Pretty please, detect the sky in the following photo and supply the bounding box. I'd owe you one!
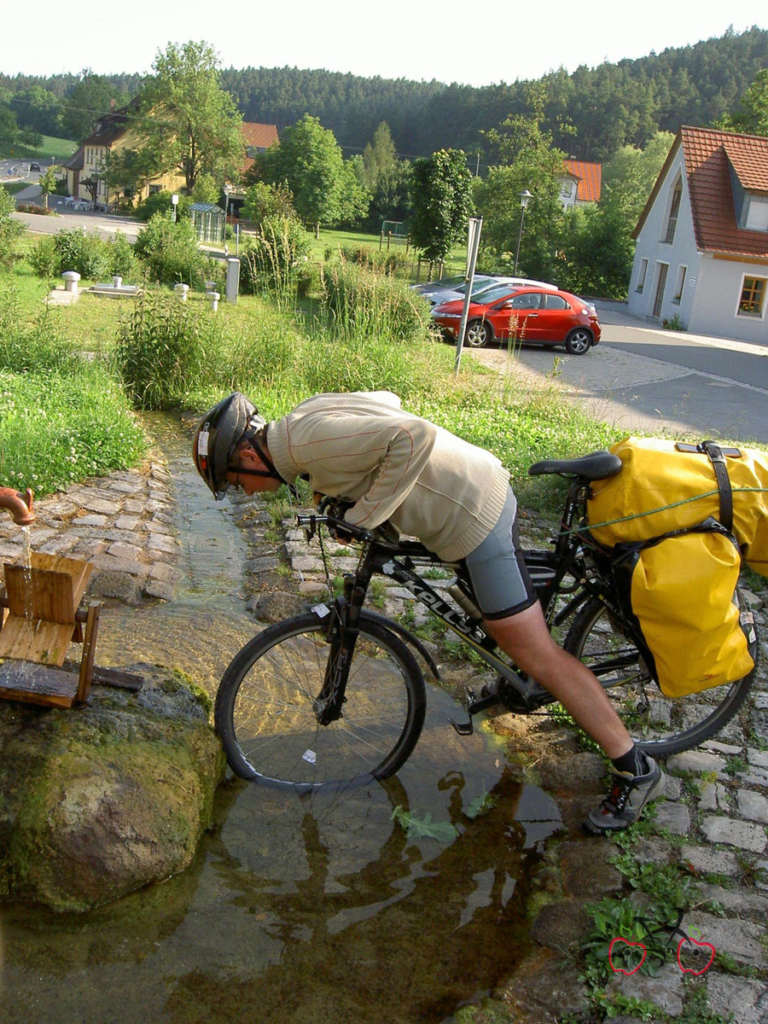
[0,0,765,88]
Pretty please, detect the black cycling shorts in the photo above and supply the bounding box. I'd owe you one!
[462,490,538,619]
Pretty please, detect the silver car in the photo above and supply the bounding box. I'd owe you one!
[413,275,557,307]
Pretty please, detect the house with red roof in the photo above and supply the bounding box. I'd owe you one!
[240,121,279,175]
[628,126,768,344]
[559,160,602,209]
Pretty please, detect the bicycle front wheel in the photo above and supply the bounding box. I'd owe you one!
[564,596,757,757]
[215,611,427,790]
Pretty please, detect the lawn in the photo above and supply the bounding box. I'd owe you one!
[1,135,77,162]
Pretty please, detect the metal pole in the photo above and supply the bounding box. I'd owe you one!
[513,190,532,276]
[513,205,526,276]
[454,216,483,375]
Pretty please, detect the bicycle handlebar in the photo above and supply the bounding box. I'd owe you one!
[296,512,376,544]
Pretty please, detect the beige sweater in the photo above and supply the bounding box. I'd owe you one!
[267,391,512,561]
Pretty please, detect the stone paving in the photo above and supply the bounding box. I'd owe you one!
[0,456,180,605]
[1,462,766,1022]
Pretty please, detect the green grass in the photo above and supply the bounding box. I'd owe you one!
[1,135,76,162]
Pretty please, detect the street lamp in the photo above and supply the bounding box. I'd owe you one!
[513,189,533,276]
[223,184,230,219]
[171,193,179,223]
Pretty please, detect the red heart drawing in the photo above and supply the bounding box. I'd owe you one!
[609,937,647,975]
[676,937,716,975]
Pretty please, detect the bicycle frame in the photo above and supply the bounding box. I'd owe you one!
[298,472,629,731]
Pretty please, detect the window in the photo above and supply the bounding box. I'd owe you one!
[148,184,162,195]
[663,178,682,243]
[507,293,542,310]
[543,294,568,310]
[673,265,687,304]
[744,196,768,232]
[737,276,767,318]
[636,258,648,293]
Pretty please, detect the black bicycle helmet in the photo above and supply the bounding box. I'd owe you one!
[193,392,266,498]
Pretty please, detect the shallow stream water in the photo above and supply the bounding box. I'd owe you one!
[0,416,562,1023]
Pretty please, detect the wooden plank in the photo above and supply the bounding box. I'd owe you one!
[60,660,143,691]
[5,566,75,623]
[2,554,91,625]
[76,604,100,703]
[0,660,77,708]
[0,617,74,666]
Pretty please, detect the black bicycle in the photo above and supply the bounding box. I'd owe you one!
[214,452,759,791]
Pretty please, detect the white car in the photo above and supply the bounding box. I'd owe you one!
[415,275,558,307]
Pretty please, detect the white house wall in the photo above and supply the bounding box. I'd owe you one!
[628,145,701,325]
[689,255,768,344]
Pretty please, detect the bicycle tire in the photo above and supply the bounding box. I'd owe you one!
[215,611,427,790]
[564,594,758,757]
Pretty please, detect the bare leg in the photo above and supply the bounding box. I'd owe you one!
[484,601,633,759]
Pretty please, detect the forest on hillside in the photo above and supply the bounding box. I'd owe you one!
[1,26,766,162]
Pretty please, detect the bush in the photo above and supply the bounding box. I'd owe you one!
[134,213,207,289]
[321,260,432,343]
[115,291,221,409]
[29,235,59,278]
[52,228,110,279]
[239,216,311,299]
[135,190,192,222]
[105,231,140,280]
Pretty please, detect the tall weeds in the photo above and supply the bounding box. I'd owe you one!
[320,260,432,344]
[115,292,222,409]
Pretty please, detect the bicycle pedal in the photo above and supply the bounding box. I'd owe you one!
[450,685,498,736]
[451,716,474,736]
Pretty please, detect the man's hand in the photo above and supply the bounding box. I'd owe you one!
[317,496,355,542]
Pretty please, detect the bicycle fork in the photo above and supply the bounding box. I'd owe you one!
[314,574,367,725]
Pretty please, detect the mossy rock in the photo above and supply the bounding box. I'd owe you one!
[0,663,225,912]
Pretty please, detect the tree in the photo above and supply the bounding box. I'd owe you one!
[362,121,398,190]
[408,149,473,264]
[717,69,768,135]
[132,41,244,192]
[339,156,372,228]
[258,114,350,237]
[190,172,219,204]
[37,165,59,210]
[241,181,296,225]
[475,102,566,280]
[61,71,126,141]
[10,86,62,137]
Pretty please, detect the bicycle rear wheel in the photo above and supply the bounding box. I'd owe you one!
[215,611,427,790]
[564,595,757,757]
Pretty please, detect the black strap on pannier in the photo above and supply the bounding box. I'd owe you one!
[674,439,737,534]
[702,440,734,534]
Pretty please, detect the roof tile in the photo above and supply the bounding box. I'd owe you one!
[680,126,768,259]
[563,159,602,202]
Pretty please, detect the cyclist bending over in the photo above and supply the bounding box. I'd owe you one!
[193,390,665,834]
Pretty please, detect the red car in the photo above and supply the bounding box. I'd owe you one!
[432,284,601,354]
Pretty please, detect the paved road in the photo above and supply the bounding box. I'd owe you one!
[477,302,768,445]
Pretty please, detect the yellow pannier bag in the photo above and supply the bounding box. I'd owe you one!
[614,527,754,698]
[588,437,768,577]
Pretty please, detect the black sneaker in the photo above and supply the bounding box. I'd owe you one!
[583,755,664,835]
